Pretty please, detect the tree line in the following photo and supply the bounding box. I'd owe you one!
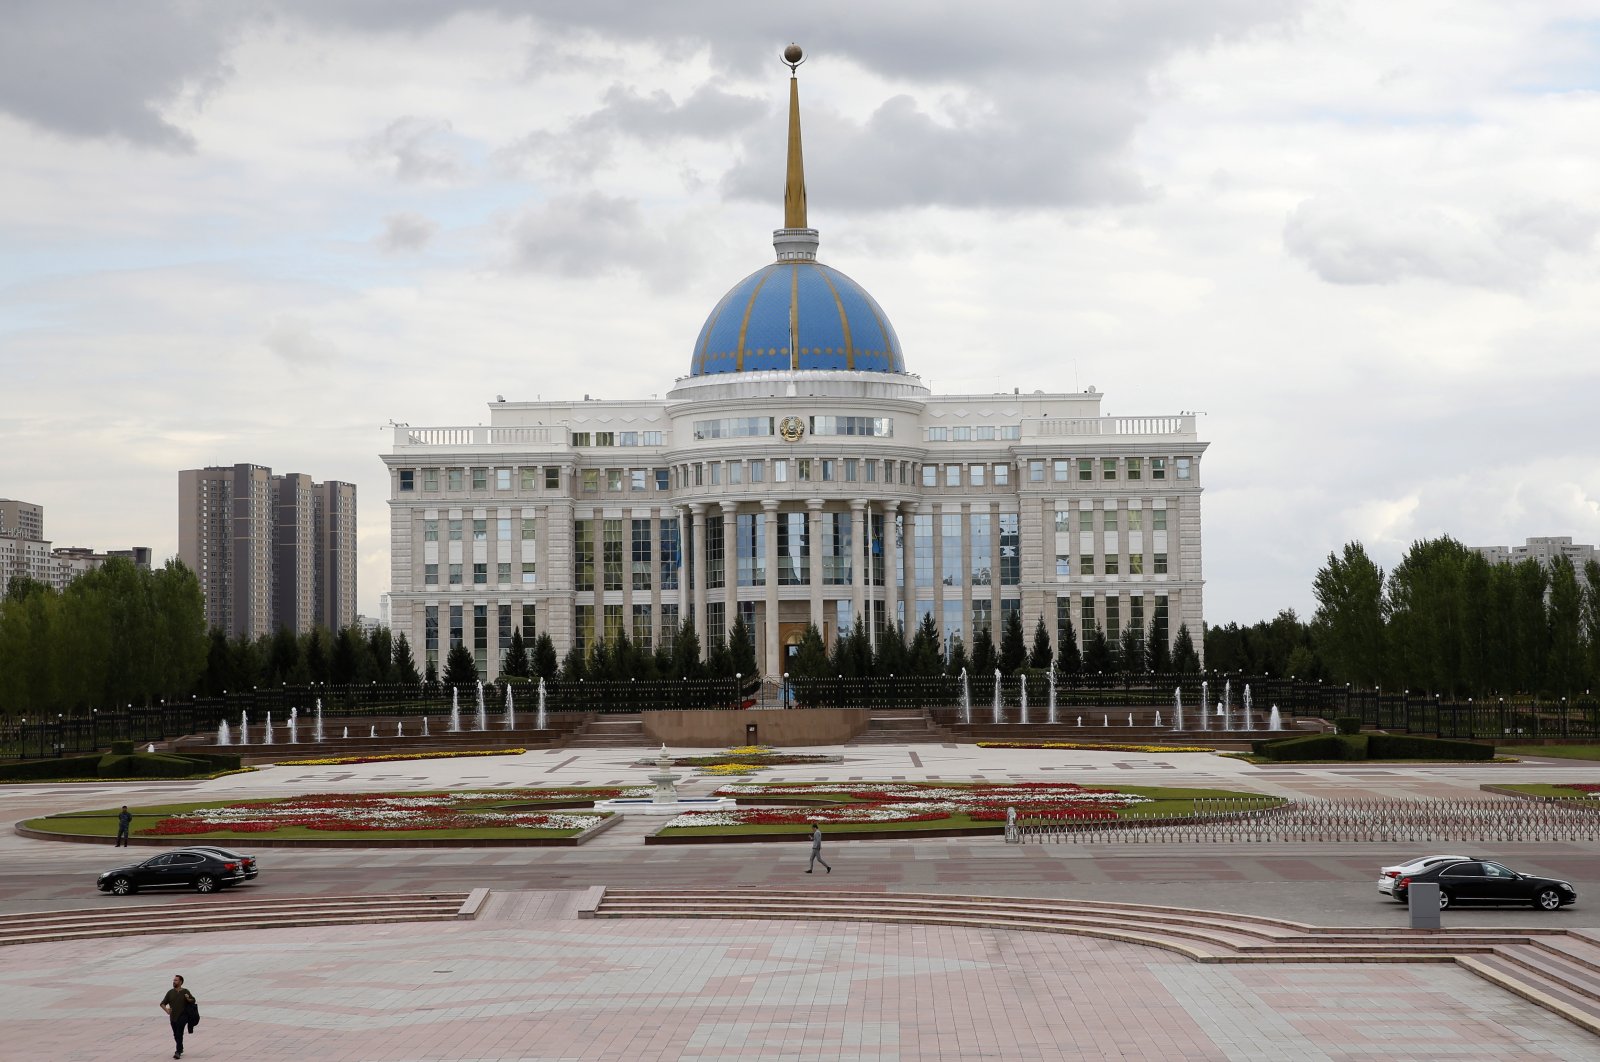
[1206,536,1600,697]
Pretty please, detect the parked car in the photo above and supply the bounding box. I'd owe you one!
[1393,859,1578,911]
[1378,854,1474,898]
[96,849,249,895]
[183,846,259,880]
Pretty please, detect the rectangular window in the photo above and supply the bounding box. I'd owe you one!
[821,459,835,482]
[1029,460,1045,483]
[496,468,511,490]
[1153,509,1168,532]
[707,462,721,486]
[1055,555,1070,578]
[497,562,511,584]
[424,519,439,542]
[1127,457,1142,481]
[750,461,764,484]
[1081,595,1095,640]
[704,516,725,589]
[1155,595,1169,651]
[1129,553,1144,575]
[692,417,775,440]
[1078,458,1092,481]
[923,465,938,487]
[633,603,653,649]
[1080,554,1095,577]
[631,469,647,491]
[999,512,1019,586]
[729,461,743,485]
[1105,509,1119,532]
[604,604,624,645]
[777,512,810,586]
[573,520,594,591]
[424,563,438,585]
[499,604,512,658]
[498,517,511,540]
[521,467,537,490]
[425,605,439,662]
[448,468,464,491]
[914,514,933,589]
[473,562,488,585]
[603,519,623,591]
[660,518,681,590]
[423,469,438,491]
[844,458,857,482]
[945,464,960,488]
[798,458,812,481]
[607,469,623,491]
[1176,457,1192,480]
[1151,458,1166,480]
[1154,552,1168,575]
[1104,555,1119,576]
[1102,458,1117,481]
[659,603,679,648]
[1079,510,1094,533]
[473,468,488,490]
[582,469,599,493]
[449,563,463,585]
[522,518,536,541]
[941,513,962,589]
[522,603,536,641]
[574,604,592,653]
[972,599,992,642]
[773,459,788,483]
[631,519,652,591]
[969,511,991,586]
[450,605,463,653]
[736,512,765,587]
[571,432,591,447]
[823,512,852,586]
[706,601,726,647]
[473,519,486,542]
[1057,596,1074,654]
[1105,596,1120,644]
[522,562,536,585]
[970,464,985,487]
[1055,510,1071,533]
[953,426,972,442]
[864,460,876,482]
[1127,510,1143,532]
[399,469,414,492]
[994,464,1009,485]
[655,468,669,490]
[976,425,995,441]
[1053,459,1070,482]
[545,466,561,489]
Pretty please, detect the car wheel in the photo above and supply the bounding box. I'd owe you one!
[194,874,217,894]
[1437,890,1453,910]
[1535,888,1563,911]
[109,876,135,896]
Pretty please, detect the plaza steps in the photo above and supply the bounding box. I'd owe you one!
[0,891,479,948]
[587,887,1600,1036]
[570,713,649,748]
[845,709,955,745]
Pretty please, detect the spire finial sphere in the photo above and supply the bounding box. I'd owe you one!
[783,43,804,71]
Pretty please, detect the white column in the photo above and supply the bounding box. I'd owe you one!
[883,501,900,636]
[850,499,867,640]
[722,503,738,644]
[807,498,825,635]
[690,503,708,659]
[762,500,780,676]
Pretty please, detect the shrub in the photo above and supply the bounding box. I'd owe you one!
[0,755,103,781]
[97,753,218,778]
[110,740,135,755]
[171,751,243,771]
[1254,734,1366,761]
[1367,734,1492,760]
[1334,717,1362,735]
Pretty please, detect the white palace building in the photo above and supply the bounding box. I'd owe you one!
[382,48,1209,682]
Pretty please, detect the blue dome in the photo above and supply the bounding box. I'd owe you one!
[690,261,905,376]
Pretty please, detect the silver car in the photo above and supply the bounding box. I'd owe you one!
[1378,854,1473,898]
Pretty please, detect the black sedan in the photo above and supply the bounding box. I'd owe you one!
[1393,859,1577,911]
[184,845,259,880]
[96,849,249,895]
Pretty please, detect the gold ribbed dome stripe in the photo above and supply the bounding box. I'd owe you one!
[734,266,778,371]
[816,265,854,368]
[787,265,801,369]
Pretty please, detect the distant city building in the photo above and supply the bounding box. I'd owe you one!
[178,464,357,639]
[0,499,149,596]
[1470,536,1597,572]
[49,545,153,590]
[380,54,1208,681]
[0,498,44,540]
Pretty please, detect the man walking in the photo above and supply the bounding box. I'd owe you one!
[115,806,132,847]
[159,973,195,1059]
[805,823,831,873]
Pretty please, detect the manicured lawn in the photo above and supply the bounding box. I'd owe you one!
[1495,783,1600,800]
[1500,745,1600,761]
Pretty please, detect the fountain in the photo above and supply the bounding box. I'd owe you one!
[1047,671,1058,725]
[1220,701,1230,732]
[264,713,275,745]
[475,680,488,731]
[314,698,324,743]
[369,725,377,739]
[241,709,250,745]
[1155,711,1162,727]
[450,688,462,732]
[505,684,516,730]
[592,744,737,816]
[342,726,349,739]
[1199,681,1210,732]
[1019,676,1029,725]
[423,716,431,736]
[1103,714,1109,727]
[991,669,1003,724]
[1243,685,1253,731]
[536,677,548,730]
[397,721,404,736]
[288,706,298,744]
[1127,713,1134,727]
[217,720,231,745]
[959,668,972,725]
[1268,704,1284,731]
[1173,687,1184,731]
[1077,716,1083,726]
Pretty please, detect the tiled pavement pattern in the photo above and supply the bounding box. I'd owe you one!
[3,890,1598,1061]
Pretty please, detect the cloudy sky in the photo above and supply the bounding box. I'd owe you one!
[3,1,1599,626]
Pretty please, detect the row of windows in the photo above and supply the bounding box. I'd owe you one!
[574,603,681,653]
[693,417,772,440]
[920,463,1014,488]
[398,466,562,493]
[580,468,671,493]
[924,425,1022,442]
[1027,456,1192,483]
[573,518,682,592]
[1054,553,1170,577]
[422,517,538,542]
[1054,508,1170,532]
[679,457,916,488]
[810,416,893,437]
[570,431,664,447]
[423,561,537,587]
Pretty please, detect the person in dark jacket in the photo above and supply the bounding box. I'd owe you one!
[115,806,132,847]
[806,823,831,873]
[159,973,196,1058]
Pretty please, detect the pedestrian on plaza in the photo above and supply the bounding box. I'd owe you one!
[805,822,831,874]
[159,973,196,1059]
[115,805,132,847]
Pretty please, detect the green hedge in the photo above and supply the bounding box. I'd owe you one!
[170,751,242,771]
[110,740,135,755]
[1334,717,1362,735]
[0,755,103,781]
[1253,734,1365,760]
[96,752,220,778]
[1368,733,1493,760]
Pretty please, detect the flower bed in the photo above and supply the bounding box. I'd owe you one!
[138,791,609,835]
[1556,783,1600,795]
[697,762,769,775]
[977,741,1215,753]
[275,748,526,767]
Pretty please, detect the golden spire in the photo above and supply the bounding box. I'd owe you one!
[782,43,807,229]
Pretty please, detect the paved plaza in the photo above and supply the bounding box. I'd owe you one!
[3,742,1600,1058]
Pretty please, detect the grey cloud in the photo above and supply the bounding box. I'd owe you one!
[0,0,246,149]
[505,192,696,290]
[1283,197,1597,290]
[379,212,438,252]
[264,316,338,365]
[358,116,463,182]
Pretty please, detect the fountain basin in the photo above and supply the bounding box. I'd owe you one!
[592,797,737,816]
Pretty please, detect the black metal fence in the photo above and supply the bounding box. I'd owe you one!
[6,672,1600,758]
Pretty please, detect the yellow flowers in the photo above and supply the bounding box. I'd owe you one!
[275,749,526,766]
[726,745,771,755]
[976,742,1215,754]
[698,762,769,775]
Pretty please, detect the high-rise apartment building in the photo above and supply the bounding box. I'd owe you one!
[179,464,357,638]
[0,498,44,540]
